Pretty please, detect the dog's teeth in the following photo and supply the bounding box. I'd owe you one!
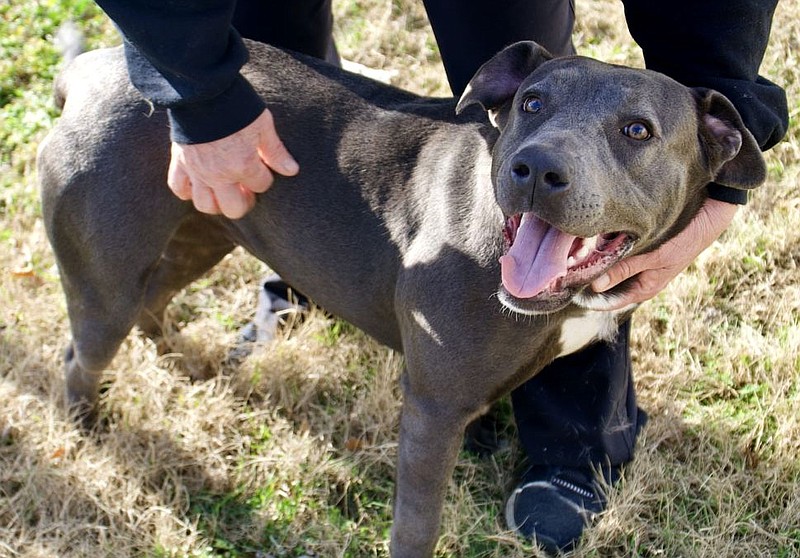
[567,256,576,267]
[575,245,590,260]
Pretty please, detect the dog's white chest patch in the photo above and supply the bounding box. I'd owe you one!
[556,311,619,358]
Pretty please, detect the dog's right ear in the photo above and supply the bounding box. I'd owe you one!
[456,41,553,116]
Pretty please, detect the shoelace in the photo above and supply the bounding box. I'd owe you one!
[551,476,595,500]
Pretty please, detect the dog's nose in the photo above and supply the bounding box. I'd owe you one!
[509,147,572,193]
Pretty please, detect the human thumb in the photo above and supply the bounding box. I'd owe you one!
[255,109,299,176]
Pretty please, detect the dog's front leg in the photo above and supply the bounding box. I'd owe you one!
[390,386,467,557]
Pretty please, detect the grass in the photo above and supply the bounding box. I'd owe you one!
[1,0,799,557]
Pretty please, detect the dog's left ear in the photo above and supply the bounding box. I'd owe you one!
[694,88,766,190]
[456,41,553,115]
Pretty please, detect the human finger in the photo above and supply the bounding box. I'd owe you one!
[592,251,658,293]
[167,149,193,200]
[212,182,256,219]
[237,157,274,195]
[255,110,299,177]
[190,180,221,215]
[598,268,675,310]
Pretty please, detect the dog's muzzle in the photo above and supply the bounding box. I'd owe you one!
[498,212,634,314]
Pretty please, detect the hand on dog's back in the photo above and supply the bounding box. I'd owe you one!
[167,109,299,219]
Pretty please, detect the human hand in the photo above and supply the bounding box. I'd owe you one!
[167,109,299,219]
[591,198,739,309]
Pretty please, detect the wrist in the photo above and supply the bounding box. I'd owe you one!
[701,197,739,240]
[168,75,266,144]
[707,182,749,205]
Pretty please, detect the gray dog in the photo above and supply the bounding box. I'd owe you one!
[38,40,764,556]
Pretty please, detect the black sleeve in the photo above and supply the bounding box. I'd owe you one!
[621,0,789,204]
[96,0,266,144]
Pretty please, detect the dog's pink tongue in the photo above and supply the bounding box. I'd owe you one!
[500,213,576,298]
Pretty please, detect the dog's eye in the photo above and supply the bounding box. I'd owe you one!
[522,96,543,113]
[622,122,652,141]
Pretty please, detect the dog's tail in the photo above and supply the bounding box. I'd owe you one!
[53,21,86,110]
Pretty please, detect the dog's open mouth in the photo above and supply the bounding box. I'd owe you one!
[499,212,634,303]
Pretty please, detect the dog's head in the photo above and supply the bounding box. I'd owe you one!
[457,41,766,315]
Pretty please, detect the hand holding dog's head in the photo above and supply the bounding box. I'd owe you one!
[460,41,767,315]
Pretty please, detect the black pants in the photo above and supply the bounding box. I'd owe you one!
[232,1,335,62]
[235,0,643,469]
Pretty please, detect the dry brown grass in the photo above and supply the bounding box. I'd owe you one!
[1,1,798,557]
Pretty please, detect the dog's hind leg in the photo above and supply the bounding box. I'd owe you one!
[53,212,233,426]
[49,210,191,423]
[53,233,176,423]
[135,214,236,338]
[39,152,196,424]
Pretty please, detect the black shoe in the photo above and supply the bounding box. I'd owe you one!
[505,465,615,555]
